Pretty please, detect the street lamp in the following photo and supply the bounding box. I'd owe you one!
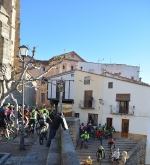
[19,45,28,150]
[57,79,65,113]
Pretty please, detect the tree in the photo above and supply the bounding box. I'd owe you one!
[0,47,60,107]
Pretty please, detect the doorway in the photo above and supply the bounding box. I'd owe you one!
[121,119,129,138]
[107,118,112,130]
[84,91,93,108]
[88,113,98,126]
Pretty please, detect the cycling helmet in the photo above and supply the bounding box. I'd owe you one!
[43,110,46,114]
[88,156,91,159]
[99,146,103,149]
[116,148,119,151]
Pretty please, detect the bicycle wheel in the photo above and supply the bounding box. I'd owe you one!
[44,131,48,140]
[35,122,40,135]
[80,140,83,149]
[39,133,44,145]
[9,127,18,139]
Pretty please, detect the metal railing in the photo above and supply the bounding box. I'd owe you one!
[78,100,95,108]
[109,105,134,115]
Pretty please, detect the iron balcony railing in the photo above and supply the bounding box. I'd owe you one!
[109,105,134,115]
[78,100,95,109]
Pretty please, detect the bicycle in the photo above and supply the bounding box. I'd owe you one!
[80,138,84,149]
[97,154,102,165]
[39,125,48,145]
[109,157,119,165]
[35,121,41,135]
[0,120,18,139]
[25,123,34,138]
[108,143,115,151]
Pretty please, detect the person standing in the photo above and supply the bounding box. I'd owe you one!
[46,112,66,147]
[112,148,120,163]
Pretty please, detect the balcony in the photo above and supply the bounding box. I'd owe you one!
[109,105,134,115]
[78,100,95,109]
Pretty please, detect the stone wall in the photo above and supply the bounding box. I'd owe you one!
[125,139,146,165]
[66,117,80,148]
[113,132,147,142]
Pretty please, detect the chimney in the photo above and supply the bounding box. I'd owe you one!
[139,77,142,81]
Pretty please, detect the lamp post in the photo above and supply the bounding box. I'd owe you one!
[57,79,64,113]
[19,45,28,150]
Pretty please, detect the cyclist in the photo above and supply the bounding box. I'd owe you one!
[28,106,37,134]
[81,131,90,149]
[39,110,51,130]
[96,129,104,142]
[39,106,49,116]
[99,125,105,131]
[0,107,13,140]
[24,106,30,127]
[80,123,85,135]
[84,156,92,165]
[97,123,101,130]
[108,137,115,150]
[109,126,115,137]
[112,148,120,164]
[96,146,105,160]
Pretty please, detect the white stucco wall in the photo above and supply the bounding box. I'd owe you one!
[73,70,105,125]
[102,77,150,135]
[78,62,140,80]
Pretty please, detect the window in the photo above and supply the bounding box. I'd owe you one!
[116,94,130,113]
[71,74,74,77]
[108,82,113,88]
[80,67,83,70]
[120,101,129,110]
[84,90,93,108]
[119,101,129,113]
[63,65,65,69]
[75,113,79,118]
[84,76,90,84]
[41,93,45,103]
[70,66,73,70]
[88,113,98,126]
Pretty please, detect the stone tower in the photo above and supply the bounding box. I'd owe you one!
[0,0,20,77]
[0,0,20,104]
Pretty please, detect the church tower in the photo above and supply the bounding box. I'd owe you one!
[0,0,20,77]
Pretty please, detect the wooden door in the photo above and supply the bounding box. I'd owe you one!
[121,119,129,138]
[107,118,112,130]
[84,91,92,108]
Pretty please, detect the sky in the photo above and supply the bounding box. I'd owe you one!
[20,0,150,84]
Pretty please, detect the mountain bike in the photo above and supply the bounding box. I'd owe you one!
[39,125,48,145]
[97,154,102,165]
[0,120,18,139]
[35,121,40,135]
[25,123,34,138]
[108,142,115,151]
[80,138,84,149]
[109,157,119,165]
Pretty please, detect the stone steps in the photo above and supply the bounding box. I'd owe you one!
[76,138,138,165]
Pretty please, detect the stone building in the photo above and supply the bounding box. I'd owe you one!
[0,0,20,104]
[24,51,86,109]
